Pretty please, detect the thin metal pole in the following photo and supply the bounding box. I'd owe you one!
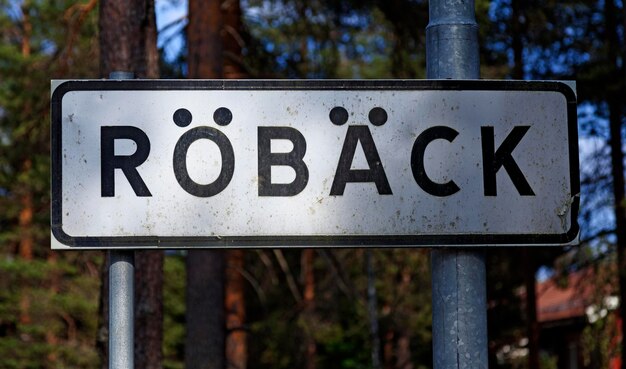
[108,71,135,369]
[109,251,135,369]
[426,1,488,369]
[426,0,480,80]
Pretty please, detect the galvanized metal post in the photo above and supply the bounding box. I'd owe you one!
[108,71,135,369]
[109,250,135,369]
[426,1,488,369]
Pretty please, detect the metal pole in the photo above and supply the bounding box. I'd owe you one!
[108,71,135,369]
[426,1,488,369]
[109,251,135,369]
[426,0,480,80]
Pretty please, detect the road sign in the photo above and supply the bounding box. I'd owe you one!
[51,80,579,249]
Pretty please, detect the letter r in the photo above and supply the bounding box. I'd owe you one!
[101,126,152,197]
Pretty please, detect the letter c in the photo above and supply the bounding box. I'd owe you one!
[411,126,460,197]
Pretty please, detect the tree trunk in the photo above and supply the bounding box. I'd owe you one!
[188,0,223,79]
[609,95,626,369]
[18,160,34,327]
[135,251,164,369]
[223,2,248,367]
[18,3,34,337]
[383,330,394,369]
[365,250,381,369]
[185,1,227,368]
[133,0,159,79]
[226,250,247,369]
[99,0,159,78]
[99,0,134,77]
[395,260,412,369]
[186,251,226,369]
[18,5,32,255]
[395,333,412,369]
[131,1,162,367]
[604,0,626,367]
[46,252,60,367]
[522,249,539,369]
[510,2,541,366]
[96,253,109,369]
[97,2,163,368]
[510,0,524,80]
[222,0,246,79]
[302,249,317,369]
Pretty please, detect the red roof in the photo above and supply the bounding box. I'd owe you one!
[536,268,596,322]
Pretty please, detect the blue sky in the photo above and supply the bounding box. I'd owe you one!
[156,0,188,61]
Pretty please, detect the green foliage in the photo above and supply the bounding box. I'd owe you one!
[0,1,101,367]
[580,257,620,368]
[0,253,101,368]
[0,0,99,248]
[163,253,186,369]
[241,0,429,79]
[539,352,558,369]
[582,312,619,368]
[243,249,432,369]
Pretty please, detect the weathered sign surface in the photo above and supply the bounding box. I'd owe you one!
[51,80,579,249]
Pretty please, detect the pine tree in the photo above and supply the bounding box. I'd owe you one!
[98,1,163,368]
[0,1,101,367]
[185,1,227,368]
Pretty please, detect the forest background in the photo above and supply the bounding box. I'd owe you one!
[0,0,625,368]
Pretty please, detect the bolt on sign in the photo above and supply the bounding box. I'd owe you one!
[51,80,579,249]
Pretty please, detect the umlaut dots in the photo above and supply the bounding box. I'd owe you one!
[213,107,233,126]
[173,108,192,127]
[368,107,387,126]
[330,106,388,126]
[329,106,349,126]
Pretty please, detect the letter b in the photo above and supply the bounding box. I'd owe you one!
[258,127,309,196]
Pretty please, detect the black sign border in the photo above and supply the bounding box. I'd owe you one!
[51,79,579,248]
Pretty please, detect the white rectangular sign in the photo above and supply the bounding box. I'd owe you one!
[51,80,579,249]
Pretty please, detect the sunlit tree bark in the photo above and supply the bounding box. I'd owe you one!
[185,1,226,368]
[98,1,163,367]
